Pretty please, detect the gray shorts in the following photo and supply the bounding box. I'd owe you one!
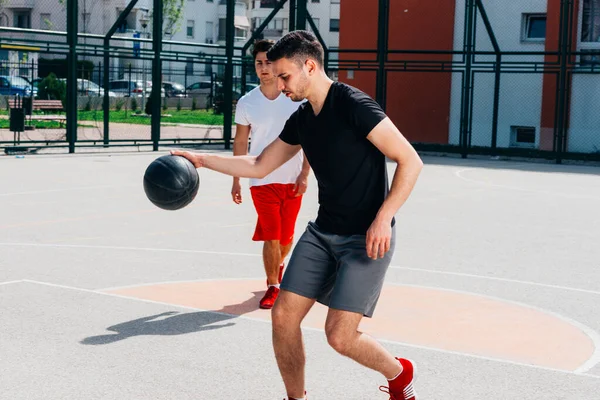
[280,221,395,318]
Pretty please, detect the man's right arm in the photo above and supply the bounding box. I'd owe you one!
[171,138,301,179]
[231,124,250,204]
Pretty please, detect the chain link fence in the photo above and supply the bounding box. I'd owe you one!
[1,0,599,162]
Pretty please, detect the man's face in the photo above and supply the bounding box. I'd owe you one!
[254,52,274,83]
[273,57,309,102]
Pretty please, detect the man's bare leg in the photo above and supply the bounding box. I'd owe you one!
[280,240,293,262]
[325,309,403,379]
[272,290,315,398]
[263,240,281,285]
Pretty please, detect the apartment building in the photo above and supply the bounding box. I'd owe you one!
[340,0,600,154]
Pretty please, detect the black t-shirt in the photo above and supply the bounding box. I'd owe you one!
[279,82,393,235]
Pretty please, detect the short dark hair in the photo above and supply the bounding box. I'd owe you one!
[266,30,324,67]
[251,39,275,60]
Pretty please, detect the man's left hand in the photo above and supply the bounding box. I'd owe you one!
[294,173,308,197]
[366,217,392,260]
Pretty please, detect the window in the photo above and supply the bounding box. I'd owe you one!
[13,12,31,29]
[510,126,536,148]
[219,18,226,40]
[580,0,600,64]
[235,27,246,38]
[310,17,320,31]
[521,14,546,42]
[40,13,51,30]
[260,0,278,8]
[81,13,91,33]
[185,58,194,75]
[330,18,339,32]
[582,0,600,43]
[206,21,214,43]
[187,20,195,38]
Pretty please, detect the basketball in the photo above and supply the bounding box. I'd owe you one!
[143,155,200,210]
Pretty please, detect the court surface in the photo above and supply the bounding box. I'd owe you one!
[1,150,599,399]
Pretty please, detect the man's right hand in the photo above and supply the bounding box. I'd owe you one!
[170,150,205,168]
[231,180,242,204]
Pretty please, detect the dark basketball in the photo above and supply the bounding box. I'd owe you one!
[143,155,200,210]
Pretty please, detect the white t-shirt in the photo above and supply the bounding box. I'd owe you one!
[235,87,304,187]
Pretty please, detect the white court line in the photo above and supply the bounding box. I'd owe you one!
[385,282,600,374]
[0,280,24,286]
[1,242,597,297]
[454,168,600,200]
[0,184,137,198]
[0,242,261,257]
[97,277,266,292]
[389,265,600,296]
[99,277,600,375]
[19,278,600,379]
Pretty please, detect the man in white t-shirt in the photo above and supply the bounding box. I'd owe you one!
[232,39,310,309]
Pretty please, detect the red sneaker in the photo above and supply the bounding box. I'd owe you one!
[379,358,417,400]
[279,263,285,283]
[259,286,280,309]
[283,391,307,399]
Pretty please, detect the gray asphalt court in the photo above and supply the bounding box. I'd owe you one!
[1,150,599,399]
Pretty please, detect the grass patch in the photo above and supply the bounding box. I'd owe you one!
[0,120,93,129]
[78,110,225,126]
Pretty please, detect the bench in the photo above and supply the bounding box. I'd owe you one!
[8,99,64,112]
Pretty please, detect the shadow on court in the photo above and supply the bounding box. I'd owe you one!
[81,290,266,345]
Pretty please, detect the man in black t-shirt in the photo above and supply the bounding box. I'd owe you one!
[172,31,423,400]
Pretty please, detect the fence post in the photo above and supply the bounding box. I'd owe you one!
[459,0,476,159]
[296,0,307,30]
[223,0,235,150]
[289,0,296,31]
[151,0,163,151]
[555,0,574,164]
[66,0,78,153]
[375,0,389,111]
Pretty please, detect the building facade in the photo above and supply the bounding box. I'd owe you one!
[339,0,600,154]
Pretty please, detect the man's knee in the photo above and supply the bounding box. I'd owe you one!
[325,324,353,355]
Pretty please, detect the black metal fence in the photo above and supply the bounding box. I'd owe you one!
[0,0,599,163]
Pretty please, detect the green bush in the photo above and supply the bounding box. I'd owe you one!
[38,73,66,107]
[115,98,125,112]
[176,99,182,111]
[191,96,197,111]
[130,97,138,112]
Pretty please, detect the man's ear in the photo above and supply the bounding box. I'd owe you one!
[306,59,318,75]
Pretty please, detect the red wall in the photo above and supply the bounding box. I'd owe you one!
[540,0,580,151]
[339,0,456,144]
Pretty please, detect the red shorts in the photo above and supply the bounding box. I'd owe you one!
[249,183,303,246]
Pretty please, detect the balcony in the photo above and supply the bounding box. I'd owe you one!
[218,1,248,18]
[6,0,35,9]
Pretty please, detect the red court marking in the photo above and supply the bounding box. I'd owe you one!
[107,280,594,370]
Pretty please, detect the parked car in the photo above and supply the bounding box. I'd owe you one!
[58,78,116,97]
[162,81,186,98]
[107,80,165,97]
[185,81,213,97]
[0,75,36,97]
[186,81,254,101]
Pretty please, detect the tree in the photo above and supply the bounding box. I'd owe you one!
[157,0,186,38]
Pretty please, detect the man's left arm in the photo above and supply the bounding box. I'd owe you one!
[365,117,423,260]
